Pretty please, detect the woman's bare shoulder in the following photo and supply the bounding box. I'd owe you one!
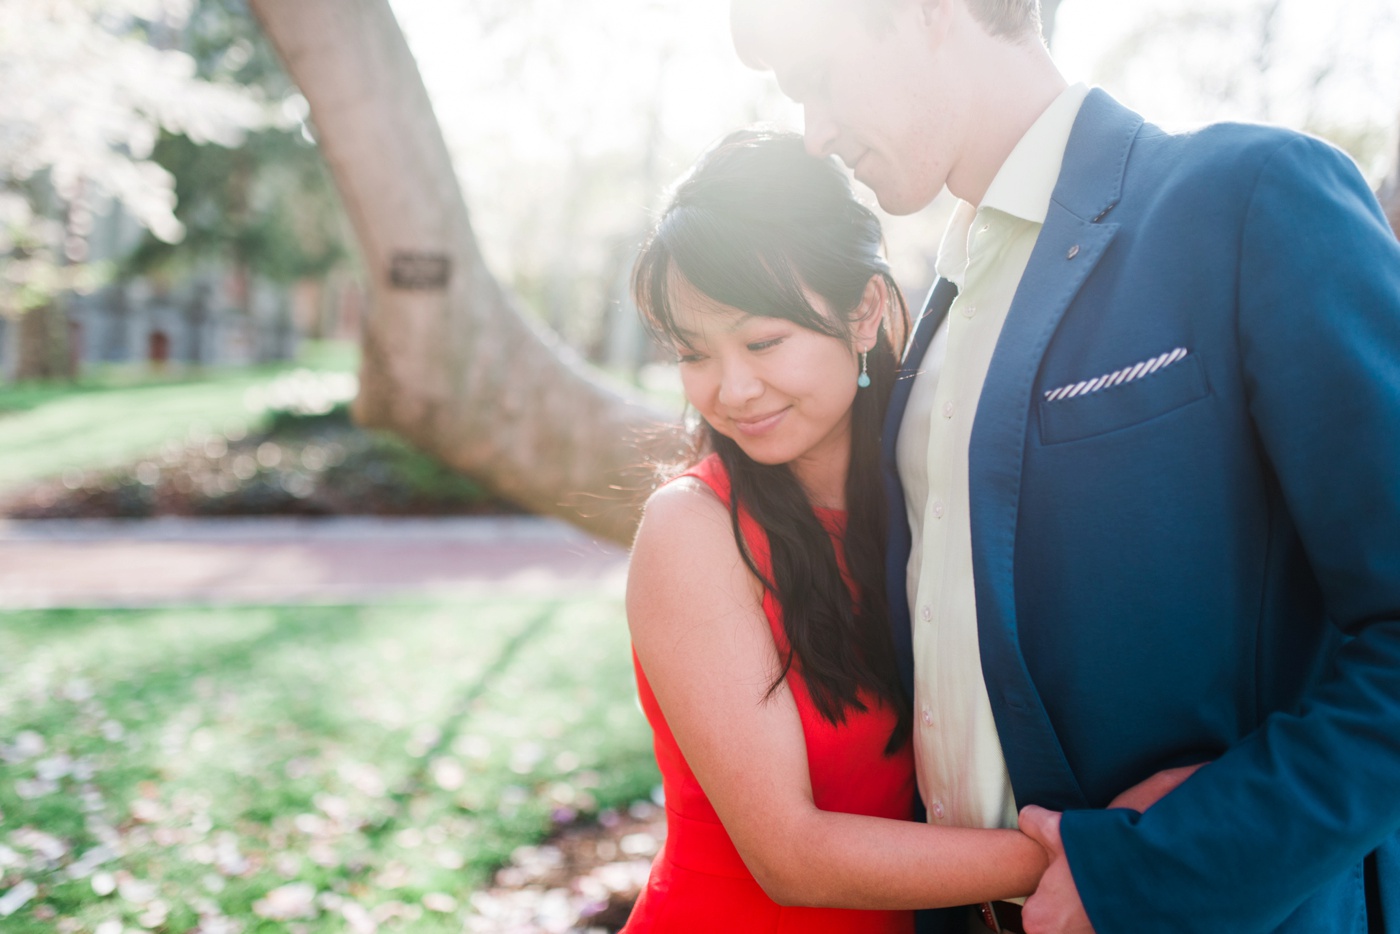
[638,475,727,534]
[628,474,759,635]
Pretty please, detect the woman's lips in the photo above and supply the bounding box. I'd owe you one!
[732,408,788,436]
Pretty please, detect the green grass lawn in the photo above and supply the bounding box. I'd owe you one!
[0,341,358,493]
[0,599,657,932]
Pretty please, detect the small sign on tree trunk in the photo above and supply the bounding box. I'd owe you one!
[389,252,451,290]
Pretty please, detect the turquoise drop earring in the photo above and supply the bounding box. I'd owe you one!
[857,350,871,388]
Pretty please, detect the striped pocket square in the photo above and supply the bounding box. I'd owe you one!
[1043,347,1190,402]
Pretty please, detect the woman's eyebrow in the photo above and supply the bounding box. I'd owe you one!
[672,312,758,343]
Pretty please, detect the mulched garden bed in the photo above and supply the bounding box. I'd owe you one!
[1,405,523,521]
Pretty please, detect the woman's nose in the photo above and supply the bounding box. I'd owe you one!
[717,359,763,408]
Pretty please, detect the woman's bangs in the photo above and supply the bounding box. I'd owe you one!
[668,217,829,332]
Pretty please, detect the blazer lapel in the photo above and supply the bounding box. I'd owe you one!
[967,90,1145,809]
[884,279,957,698]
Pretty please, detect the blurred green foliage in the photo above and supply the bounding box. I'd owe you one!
[123,0,349,286]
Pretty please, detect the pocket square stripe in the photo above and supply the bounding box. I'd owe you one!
[1044,347,1189,402]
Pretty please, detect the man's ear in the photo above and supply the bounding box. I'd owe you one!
[916,0,955,46]
[853,274,890,349]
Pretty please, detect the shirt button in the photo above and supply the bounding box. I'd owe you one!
[961,303,977,319]
[921,605,932,622]
[921,707,934,726]
[932,801,946,820]
[942,401,954,419]
[932,499,945,519]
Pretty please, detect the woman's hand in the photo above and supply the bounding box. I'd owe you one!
[1107,762,1208,813]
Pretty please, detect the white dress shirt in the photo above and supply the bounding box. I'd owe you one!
[897,83,1090,831]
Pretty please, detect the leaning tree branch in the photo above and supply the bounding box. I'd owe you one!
[248,0,678,545]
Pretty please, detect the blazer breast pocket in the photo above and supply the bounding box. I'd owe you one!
[1038,351,1211,445]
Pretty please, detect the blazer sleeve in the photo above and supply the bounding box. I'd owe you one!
[1058,135,1400,932]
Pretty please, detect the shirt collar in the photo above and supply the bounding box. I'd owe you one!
[983,82,1090,223]
[935,83,1090,286]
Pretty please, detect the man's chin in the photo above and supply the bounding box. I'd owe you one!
[872,186,940,217]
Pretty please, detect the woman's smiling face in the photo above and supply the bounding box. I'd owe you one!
[669,277,882,504]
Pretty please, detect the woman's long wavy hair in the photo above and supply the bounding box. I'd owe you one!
[632,129,911,753]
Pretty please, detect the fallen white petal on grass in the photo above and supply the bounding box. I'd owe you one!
[370,900,421,924]
[196,915,243,934]
[15,778,59,799]
[619,832,659,857]
[12,731,47,760]
[118,876,159,906]
[340,901,377,934]
[69,845,119,880]
[0,880,38,917]
[214,834,249,876]
[430,757,466,791]
[252,882,318,921]
[129,799,165,823]
[13,827,69,864]
[422,892,457,913]
[137,898,170,929]
[91,871,117,896]
[35,755,73,782]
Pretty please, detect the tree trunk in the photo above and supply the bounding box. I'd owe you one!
[247,0,677,545]
[15,303,76,382]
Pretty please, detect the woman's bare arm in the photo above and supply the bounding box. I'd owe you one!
[626,480,1047,910]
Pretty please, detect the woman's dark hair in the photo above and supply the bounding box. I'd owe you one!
[632,129,911,752]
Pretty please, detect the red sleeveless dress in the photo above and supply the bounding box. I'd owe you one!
[622,455,916,933]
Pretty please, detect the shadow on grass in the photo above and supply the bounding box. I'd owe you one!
[0,599,656,932]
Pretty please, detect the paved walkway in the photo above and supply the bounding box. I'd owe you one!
[0,517,629,608]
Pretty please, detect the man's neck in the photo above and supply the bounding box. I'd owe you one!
[947,40,1068,207]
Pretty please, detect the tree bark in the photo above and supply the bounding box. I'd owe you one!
[15,303,76,382]
[247,0,677,545]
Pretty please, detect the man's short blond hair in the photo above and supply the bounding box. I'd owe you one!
[858,0,1042,40]
[965,0,1042,39]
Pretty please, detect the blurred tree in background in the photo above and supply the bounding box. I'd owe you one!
[1074,0,1400,228]
[125,0,350,324]
[0,0,267,378]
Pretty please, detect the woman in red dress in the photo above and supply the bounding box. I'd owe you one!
[620,130,1047,933]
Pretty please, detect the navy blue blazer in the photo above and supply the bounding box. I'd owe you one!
[881,89,1400,933]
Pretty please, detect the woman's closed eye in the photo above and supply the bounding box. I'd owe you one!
[747,337,785,353]
[676,347,705,364]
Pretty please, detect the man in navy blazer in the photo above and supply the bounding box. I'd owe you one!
[733,0,1400,931]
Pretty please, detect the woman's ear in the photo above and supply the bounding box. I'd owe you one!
[852,274,889,350]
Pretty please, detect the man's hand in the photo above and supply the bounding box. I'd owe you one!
[1018,805,1094,934]
[1017,765,1203,933]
